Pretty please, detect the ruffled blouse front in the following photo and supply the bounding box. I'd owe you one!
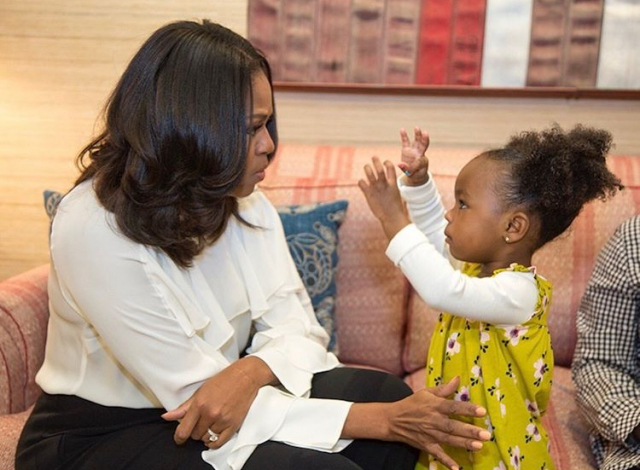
[38,181,351,470]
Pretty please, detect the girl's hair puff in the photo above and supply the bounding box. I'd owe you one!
[485,124,623,248]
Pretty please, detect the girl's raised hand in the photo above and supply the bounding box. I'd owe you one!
[358,156,411,241]
[398,127,430,186]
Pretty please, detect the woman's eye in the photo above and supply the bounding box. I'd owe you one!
[247,116,272,137]
[247,122,266,137]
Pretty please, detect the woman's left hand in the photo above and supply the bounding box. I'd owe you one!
[162,356,276,448]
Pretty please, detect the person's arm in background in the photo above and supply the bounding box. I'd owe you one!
[573,216,640,448]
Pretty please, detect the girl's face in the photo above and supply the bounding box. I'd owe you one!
[232,71,275,198]
[444,155,510,265]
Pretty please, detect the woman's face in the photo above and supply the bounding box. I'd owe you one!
[232,71,275,198]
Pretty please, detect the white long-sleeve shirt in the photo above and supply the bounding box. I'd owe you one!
[386,175,538,326]
[37,180,351,470]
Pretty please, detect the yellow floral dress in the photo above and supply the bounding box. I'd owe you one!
[416,263,554,470]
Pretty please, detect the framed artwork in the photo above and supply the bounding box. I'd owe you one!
[247,0,640,98]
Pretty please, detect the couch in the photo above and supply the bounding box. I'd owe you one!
[1,144,639,469]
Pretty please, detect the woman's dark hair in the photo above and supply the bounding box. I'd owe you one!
[75,19,278,268]
[484,124,623,248]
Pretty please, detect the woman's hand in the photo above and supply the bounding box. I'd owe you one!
[358,156,411,241]
[162,356,276,448]
[398,127,430,186]
[343,377,490,470]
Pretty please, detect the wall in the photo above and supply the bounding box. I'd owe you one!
[1,0,639,280]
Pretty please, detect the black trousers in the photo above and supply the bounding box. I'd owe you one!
[16,367,418,470]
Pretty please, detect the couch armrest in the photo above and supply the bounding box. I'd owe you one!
[0,265,49,414]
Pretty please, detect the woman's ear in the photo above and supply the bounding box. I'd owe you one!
[504,211,530,244]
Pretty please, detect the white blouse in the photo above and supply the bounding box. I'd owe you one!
[37,180,352,470]
[386,176,539,326]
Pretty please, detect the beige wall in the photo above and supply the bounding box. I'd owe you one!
[1,0,639,280]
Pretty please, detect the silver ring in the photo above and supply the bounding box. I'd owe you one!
[207,428,219,442]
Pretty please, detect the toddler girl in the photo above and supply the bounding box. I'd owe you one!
[358,124,623,470]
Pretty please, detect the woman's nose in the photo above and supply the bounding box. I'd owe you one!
[259,127,275,155]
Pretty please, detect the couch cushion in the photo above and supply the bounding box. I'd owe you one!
[0,406,33,470]
[0,266,49,414]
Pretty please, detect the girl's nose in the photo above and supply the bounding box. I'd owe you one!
[445,208,453,222]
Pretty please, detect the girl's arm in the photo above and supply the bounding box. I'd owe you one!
[398,175,448,256]
[360,157,535,324]
[387,224,538,325]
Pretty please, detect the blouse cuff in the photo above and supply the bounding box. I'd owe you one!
[250,341,340,397]
[202,386,352,470]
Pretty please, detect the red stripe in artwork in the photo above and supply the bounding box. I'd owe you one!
[416,0,454,85]
[449,0,487,85]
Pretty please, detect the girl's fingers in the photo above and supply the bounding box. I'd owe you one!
[400,128,410,147]
[363,163,376,183]
[372,156,386,176]
[363,157,386,184]
[383,159,397,180]
[414,126,422,142]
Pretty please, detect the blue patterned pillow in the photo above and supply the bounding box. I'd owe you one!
[43,190,63,219]
[277,200,348,354]
[43,190,347,354]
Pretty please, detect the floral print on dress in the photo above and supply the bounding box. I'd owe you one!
[509,446,522,470]
[416,263,555,470]
[502,325,528,346]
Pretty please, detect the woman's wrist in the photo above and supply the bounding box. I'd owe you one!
[342,402,392,440]
[235,356,277,389]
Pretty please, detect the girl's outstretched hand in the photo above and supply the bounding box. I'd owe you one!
[398,127,430,186]
[358,156,411,241]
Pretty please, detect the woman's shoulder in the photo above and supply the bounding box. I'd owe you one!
[53,180,105,227]
[51,180,130,250]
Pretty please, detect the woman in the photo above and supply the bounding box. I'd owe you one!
[15,20,489,470]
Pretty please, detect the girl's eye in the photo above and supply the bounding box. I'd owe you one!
[458,200,467,209]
